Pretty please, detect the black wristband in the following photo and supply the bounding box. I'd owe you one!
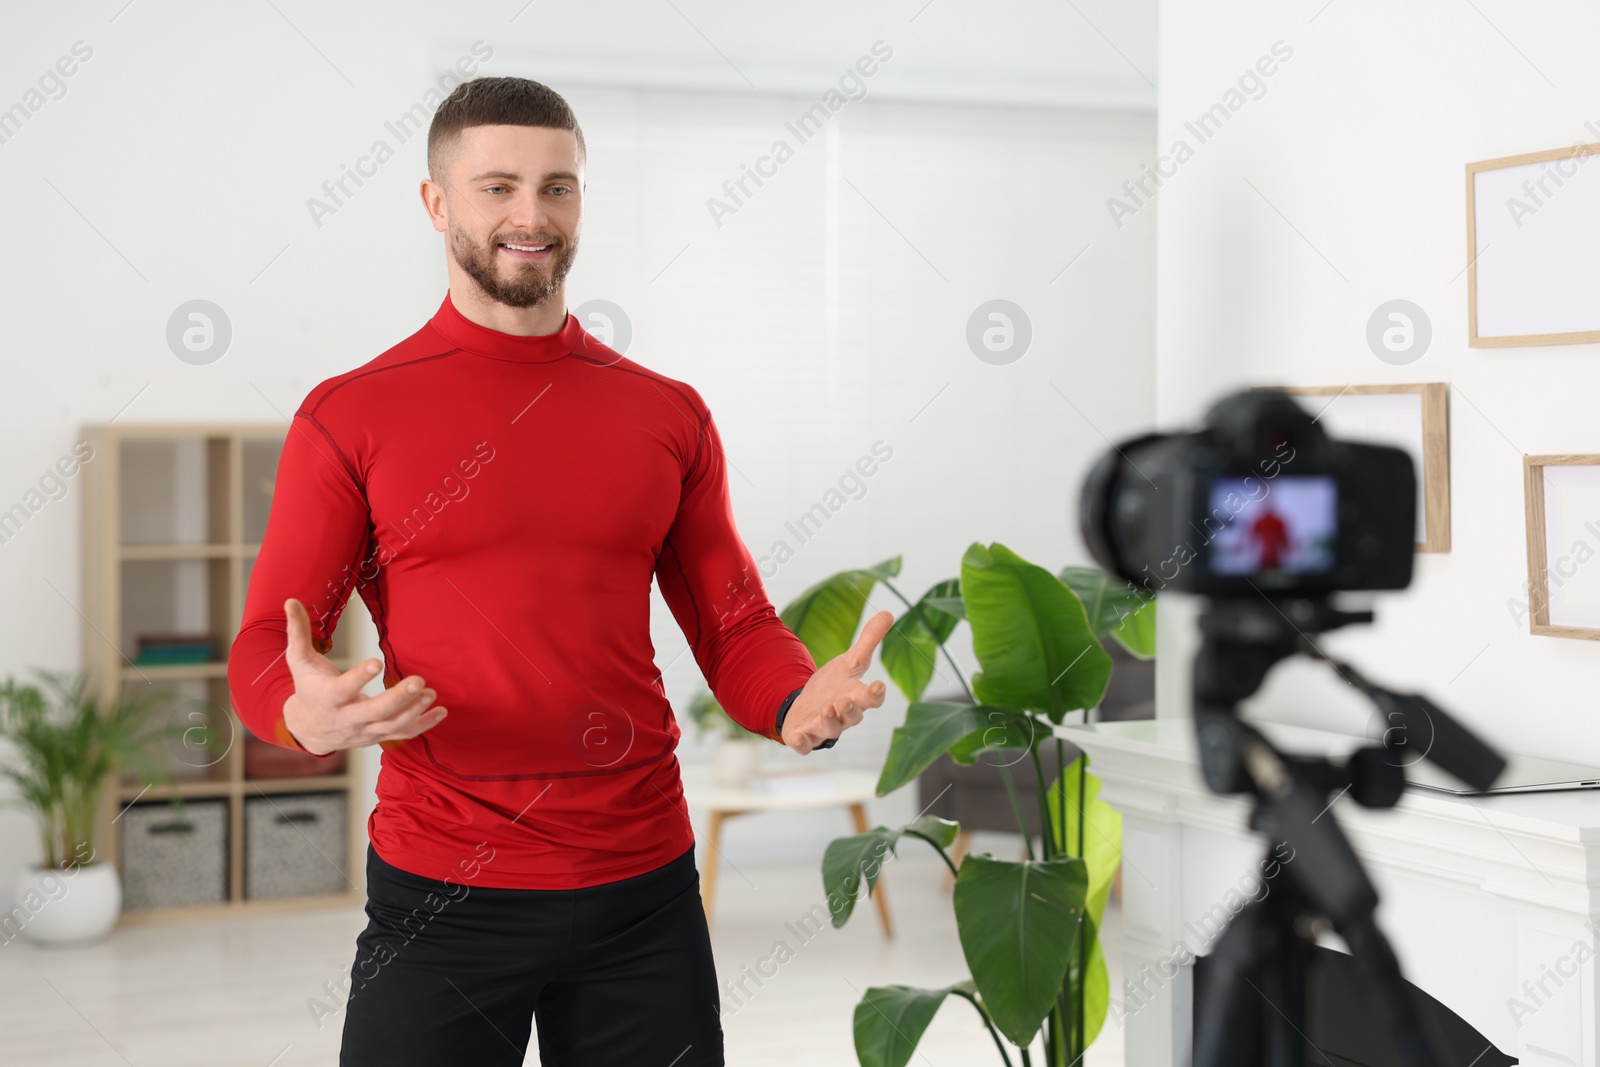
[775,686,834,749]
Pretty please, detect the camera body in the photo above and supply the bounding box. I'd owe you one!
[1080,389,1416,596]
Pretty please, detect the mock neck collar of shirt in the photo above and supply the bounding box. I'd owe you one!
[428,290,586,363]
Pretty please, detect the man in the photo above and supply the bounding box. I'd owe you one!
[227,75,891,1067]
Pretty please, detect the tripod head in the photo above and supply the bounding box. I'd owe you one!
[1192,594,1504,803]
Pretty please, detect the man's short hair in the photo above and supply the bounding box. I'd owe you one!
[427,76,585,182]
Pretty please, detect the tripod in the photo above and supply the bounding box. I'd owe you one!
[1189,596,1506,1067]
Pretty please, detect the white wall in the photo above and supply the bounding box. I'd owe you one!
[1152,1,1600,766]
[0,3,1156,895]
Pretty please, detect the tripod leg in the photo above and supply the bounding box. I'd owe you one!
[1341,918,1444,1067]
[1192,894,1269,1067]
[1261,919,1312,1067]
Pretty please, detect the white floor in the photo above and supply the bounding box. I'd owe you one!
[0,842,1125,1066]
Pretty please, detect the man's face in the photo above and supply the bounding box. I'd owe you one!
[436,124,584,309]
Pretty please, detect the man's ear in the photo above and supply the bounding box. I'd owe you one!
[420,180,448,233]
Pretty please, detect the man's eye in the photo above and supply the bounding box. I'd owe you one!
[485,185,508,195]
[549,185,570,196]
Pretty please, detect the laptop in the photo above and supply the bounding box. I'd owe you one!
[1405,749,1600,795]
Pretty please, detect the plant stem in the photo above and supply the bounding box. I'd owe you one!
[1056,738,1067,858]
[953,989,1016,1067]
[1028,745,1055,861]
[1075,751,1086,862]
[902,829,961,878]
[1048,1001,1067,1066]
[880,579,975,703]
[998,762,1034,861]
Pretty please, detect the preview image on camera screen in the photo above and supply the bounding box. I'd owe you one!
[1206,475,1337,576]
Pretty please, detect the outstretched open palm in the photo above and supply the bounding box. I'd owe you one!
[781,610,894,755]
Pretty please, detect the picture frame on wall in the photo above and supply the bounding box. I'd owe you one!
[1522,455,1600,639]
[1466,142,1600,347]
[1258,383,1450,553]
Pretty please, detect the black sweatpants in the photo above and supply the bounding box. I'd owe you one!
[338,841,724,1066]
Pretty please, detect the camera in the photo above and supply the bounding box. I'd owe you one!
[1074,388,1504,1067]
[1079,389,1416,596]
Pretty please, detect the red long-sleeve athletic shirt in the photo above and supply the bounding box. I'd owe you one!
[227,291,817,889]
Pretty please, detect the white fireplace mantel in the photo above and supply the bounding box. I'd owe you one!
[1060,719,1600,1067]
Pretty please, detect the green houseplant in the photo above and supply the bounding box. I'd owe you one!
[777,544,1154,1067]
[0,669,203,943]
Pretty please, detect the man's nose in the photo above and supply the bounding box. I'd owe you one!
[503,190,550,234]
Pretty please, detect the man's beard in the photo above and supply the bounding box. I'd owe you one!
[451,227,578,309]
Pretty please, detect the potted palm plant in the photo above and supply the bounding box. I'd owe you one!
[778,545,1154,1066]
[0,669,196,945]
[686,687,767,786]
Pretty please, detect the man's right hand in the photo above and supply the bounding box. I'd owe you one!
[279,597,448,756]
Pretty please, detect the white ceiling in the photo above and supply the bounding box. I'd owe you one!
[485,0,1157,111]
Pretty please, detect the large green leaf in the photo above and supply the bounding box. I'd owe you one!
[781,567,874,665]
[953,853,1088,1047]
[946,707,1040,766]
[1047,757,1122,1053]
[1067,915,1112,1050]
[780,556,901,665]
[822,830,894,929]
[853,979,981,1067]
[876,701,1000,795]
[822,814,962,928]
[880,578,961,703]
[964,544,1112,723]
[1058,564,1156,660]
[1047,756,1122,926]
[922,595,967,618]
[1111,599,1156,659]
[1057,566,1152,638]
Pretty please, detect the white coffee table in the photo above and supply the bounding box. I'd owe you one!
[677,764,894,938]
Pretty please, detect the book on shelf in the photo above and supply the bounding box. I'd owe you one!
[134,633,215,665]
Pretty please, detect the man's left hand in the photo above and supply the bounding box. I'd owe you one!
[782,610,894,754]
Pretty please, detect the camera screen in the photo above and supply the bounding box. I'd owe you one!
[1206,475,1337,576]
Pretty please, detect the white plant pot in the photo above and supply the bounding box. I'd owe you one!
[11,860,121,946]
[712,738,764,787]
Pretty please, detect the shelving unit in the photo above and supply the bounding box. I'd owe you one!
[80,423,366,923]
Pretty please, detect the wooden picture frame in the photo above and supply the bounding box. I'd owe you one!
[1258,384,1450,552]
[1467,142,1600,347]
[1522,455,1600,639]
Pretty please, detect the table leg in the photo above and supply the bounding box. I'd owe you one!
[702,809,726,935]
[848,802,894,939]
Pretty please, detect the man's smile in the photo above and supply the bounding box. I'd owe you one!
[500,240,553,260]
